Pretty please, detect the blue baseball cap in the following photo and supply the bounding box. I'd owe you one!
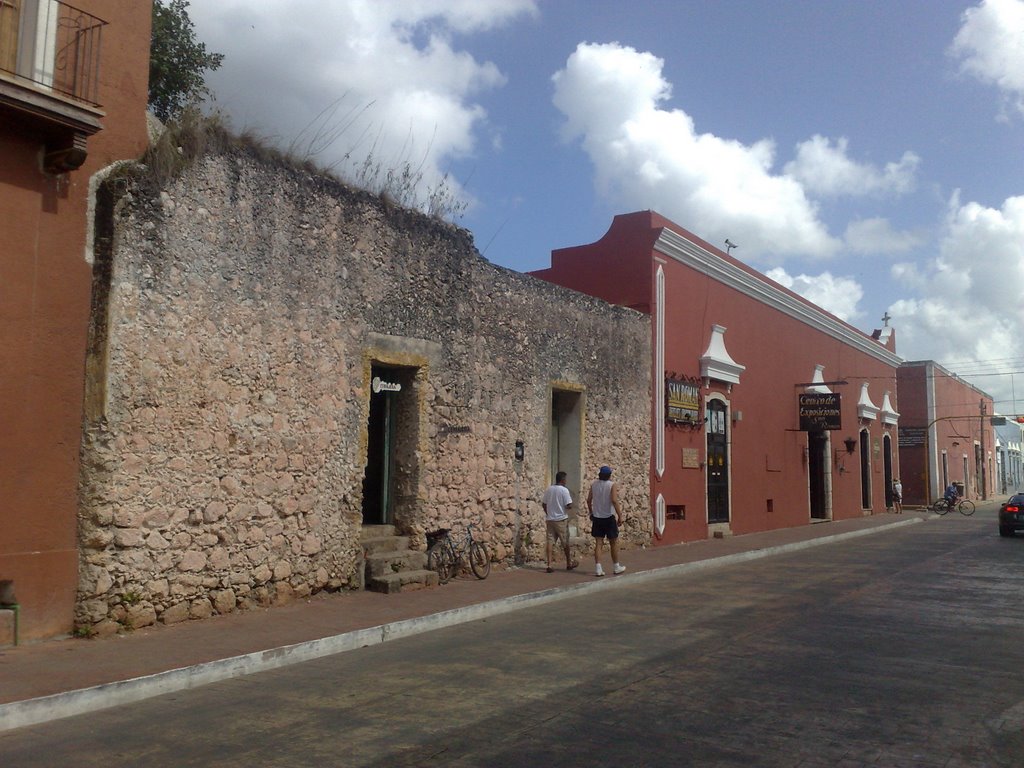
[599,466,612,478]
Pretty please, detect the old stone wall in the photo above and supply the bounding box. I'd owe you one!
[76,149,651,634]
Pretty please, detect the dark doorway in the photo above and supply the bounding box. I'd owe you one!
[808,431,829,519]
[883,434,894,509]
[707,400,729,524]
[362,365,419,526]
[550,389,583,534]
[859,430,871,509]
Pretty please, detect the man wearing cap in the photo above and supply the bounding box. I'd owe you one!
[586,465,625,577]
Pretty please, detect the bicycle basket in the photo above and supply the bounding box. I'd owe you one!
[426,528,450,548]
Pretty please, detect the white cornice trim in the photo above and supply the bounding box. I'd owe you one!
[653,229,901,366]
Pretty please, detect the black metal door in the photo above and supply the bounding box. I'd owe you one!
[707,401,729,524]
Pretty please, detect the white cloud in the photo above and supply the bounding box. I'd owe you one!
[844,218,926,255]
[784,136,919,197]
[765,268,864,323]
[889,193,1024,408]
[551,42,842,261]
[951,0,1024,116]
[188,0,537,210]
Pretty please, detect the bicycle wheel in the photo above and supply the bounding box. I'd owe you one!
[958,499,976,516]
[468,541,491,579]
[933,499,950,515]
[427,542,455,584]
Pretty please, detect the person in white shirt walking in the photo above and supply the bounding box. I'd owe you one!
[586,465,625,577]
[542,471,578,573]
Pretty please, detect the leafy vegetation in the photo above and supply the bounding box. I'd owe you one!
[149,0,224,122]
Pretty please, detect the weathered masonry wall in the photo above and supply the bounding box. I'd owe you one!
[77,150,651,633]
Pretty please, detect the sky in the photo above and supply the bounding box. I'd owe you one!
[187,0,1024,414]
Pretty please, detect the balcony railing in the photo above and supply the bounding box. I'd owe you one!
[0,0,106,107]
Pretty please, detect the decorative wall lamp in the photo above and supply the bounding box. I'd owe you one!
[843,436,858,454]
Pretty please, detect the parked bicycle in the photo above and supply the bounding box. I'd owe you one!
[426,524,491,584]
[930,496,976,516]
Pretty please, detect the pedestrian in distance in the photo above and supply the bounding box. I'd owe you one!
[542,471,579,573]
[892,478,903,514]
[586,465,625,577]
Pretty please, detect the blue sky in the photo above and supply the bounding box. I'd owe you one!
[189,0,1024,412]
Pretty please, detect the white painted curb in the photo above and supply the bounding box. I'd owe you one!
[0,517,921,732]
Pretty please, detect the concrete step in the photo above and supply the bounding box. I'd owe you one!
[365,549,427,578]
[366,569,439,594]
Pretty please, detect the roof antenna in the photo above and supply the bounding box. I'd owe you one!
[725,239,738,254]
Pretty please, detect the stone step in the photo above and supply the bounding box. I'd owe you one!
[366,569,439,594]
[365,548,427,578]
[361,535,411,555]
[360,524,397,540]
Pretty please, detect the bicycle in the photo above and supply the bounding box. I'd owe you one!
[930,496,976,516]
[426,524,491,584]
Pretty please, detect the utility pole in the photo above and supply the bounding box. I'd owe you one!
[980,399,987,499]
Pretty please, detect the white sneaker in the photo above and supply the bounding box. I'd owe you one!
[613,563,626,575]
[595,564,605,577]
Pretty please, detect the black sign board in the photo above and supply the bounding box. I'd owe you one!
[898,426,927,447]
[798,393,842,431]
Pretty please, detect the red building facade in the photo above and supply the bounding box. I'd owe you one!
[532,211,902,545]
[896,361,995,507]
[1,0,151,640]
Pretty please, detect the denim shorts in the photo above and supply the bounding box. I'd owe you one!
[590,515,618,539]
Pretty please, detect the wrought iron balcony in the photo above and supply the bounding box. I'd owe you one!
[0,0,107,172]
[0,0,106,106]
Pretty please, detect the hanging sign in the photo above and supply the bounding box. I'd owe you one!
[798,393,841,431]
[666,376,701,424]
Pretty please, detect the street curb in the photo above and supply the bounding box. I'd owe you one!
[0,517,921,732]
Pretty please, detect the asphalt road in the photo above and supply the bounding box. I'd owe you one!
[4,511,1024,767]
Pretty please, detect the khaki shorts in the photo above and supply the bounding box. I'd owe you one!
[546,519,569,544]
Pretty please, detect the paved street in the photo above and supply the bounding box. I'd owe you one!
[4,511,1024,767]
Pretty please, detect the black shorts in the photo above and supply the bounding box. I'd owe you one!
[590,515,619,539]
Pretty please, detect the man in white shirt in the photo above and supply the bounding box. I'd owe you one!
[542,471,578,573]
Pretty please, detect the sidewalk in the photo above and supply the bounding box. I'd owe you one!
[0,512,929,732]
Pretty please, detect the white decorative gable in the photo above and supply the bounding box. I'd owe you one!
[700,325,745,386]
[857,382,879,421]
[880,390,899,425]
[806,364,832,393]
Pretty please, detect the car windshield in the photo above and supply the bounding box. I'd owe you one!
[1008,496,1024,506]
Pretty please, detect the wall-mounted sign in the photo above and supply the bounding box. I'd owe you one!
[666,376,701,424]
[898,426,926,447]
[372,376,401,394]
[440,425,472,435]
[798,392,841,431]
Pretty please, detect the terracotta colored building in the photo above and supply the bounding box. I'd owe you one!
[1,0,151,641]
[532,211,903,545]
[896,361,995,507]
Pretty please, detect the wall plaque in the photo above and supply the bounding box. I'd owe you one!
[682,447,700,469]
